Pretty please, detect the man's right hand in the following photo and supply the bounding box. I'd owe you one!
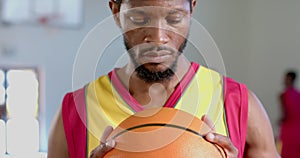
[89,126,116,158]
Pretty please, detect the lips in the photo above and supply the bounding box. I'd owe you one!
[143,50,171,57]
[141,50,172,63]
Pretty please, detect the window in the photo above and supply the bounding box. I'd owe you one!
[0,67,46,157]
[1,0,83,28]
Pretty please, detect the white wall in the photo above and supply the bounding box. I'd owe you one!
[194,0,300,137]
[0,0,299,151]
[246,0,300,136]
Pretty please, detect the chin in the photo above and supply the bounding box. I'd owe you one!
[143,63,173,72]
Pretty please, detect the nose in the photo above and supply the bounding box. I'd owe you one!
[143,27,170,45]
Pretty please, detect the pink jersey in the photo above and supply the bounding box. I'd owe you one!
[280,87,300,158]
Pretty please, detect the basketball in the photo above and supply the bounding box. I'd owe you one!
[104,108,225,158]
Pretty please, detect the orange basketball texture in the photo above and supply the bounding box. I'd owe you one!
[104,108,225,158]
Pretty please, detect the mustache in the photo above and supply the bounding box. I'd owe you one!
[140,45,177,54]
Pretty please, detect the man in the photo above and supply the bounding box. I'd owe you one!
[48,0,280,157]
[279,71,300,158]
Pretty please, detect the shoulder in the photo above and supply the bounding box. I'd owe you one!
[61,87,86,114]
[197,65,247,94]
[61,73,110,108]
[197,65,222,79]
[223,76,248,110]
[197,66,249,107]
[224,76,247,93]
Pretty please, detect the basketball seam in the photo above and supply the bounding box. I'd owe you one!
[112,123,225,157]
[112,123,203,139]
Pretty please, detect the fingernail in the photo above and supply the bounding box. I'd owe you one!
[106,139,115,147]
[207,133,215,140]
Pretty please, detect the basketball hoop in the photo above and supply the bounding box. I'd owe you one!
[36,14,61,34]
[37,13,61,26]
[38,16,49,25]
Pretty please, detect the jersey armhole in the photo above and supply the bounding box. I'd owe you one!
[223,77,248,158]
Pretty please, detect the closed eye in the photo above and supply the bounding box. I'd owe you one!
[166,13,184,25]
[129,16,150,25]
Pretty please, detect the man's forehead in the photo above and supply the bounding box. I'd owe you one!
[121,0,189,7]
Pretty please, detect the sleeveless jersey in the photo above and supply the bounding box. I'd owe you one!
[62,63,248,158]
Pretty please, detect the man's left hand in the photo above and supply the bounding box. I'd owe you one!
[201,115,238,158]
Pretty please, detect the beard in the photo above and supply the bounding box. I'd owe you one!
[134,58,178,83]
[124,36,188,83]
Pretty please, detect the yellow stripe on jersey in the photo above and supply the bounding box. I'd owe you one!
[86,76,134,155]
[174,66,227,136]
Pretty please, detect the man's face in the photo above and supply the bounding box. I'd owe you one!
[284,75,293,87]
[115,0,193,81]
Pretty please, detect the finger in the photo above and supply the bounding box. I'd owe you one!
[201,115,216,131]
[90,126,115,158]
[90,141,114,158]
[100,126,114,143]
[205,132,238,156]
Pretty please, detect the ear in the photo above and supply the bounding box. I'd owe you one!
[109,1,121,28]
[190,0,197,14]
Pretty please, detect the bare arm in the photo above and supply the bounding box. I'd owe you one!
[48,106,69,158]
[244,90,280,158]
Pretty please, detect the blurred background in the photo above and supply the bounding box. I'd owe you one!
[0,0,299,157]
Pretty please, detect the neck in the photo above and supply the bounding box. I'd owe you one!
[286,84,294,88]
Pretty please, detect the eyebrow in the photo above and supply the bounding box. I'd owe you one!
[125,7,189,16]
[168,8,189,14]
[126,9,146,14]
